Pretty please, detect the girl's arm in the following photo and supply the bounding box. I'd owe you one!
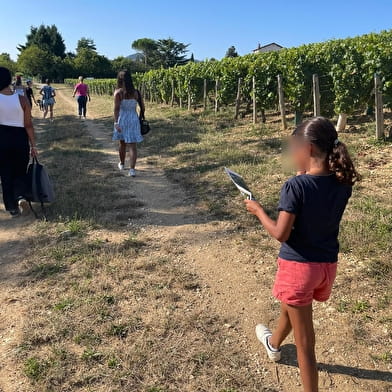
[244,200,295,243]
[31,90,37,105]
[138,90,145,117]
[19,96,37,156]
[52,88,56,97]
[114,91,121,131]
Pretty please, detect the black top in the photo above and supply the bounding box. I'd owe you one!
[278,174,352,263]
[26,87,33,106]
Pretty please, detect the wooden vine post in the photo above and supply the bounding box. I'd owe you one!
[203,79,207,111]
[187,82,191,111]
[234,77,242,119]
[215,79,220,113]
[375,73,384,139]
[179,83,183,109]
[277,75,287,130]
[312,74,321,117]
[171,79,175,107]
[252,76,257,124]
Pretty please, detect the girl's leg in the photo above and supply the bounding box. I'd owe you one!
[49,105,54,120]
[129,143,137,169]
[43,106,48,118]
[286,303,318,392]
[269,302,292,349]
[119,141,126,165]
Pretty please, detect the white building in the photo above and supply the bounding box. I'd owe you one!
[253,43,284,54]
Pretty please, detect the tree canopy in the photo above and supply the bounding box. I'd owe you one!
[225,46,239,58]
[18,25,66,58]
[156,38,189,67]
[131,37,190,68]
[13,26,195,80]
[76,38,97,53]
[17,45,55,79]
[0,53,16,73]
[132,38,158,66]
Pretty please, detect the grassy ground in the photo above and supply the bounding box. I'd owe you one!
[6,89,391,391]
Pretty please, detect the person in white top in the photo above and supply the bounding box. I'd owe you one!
[0,67,37,217]
[13,75,26,96]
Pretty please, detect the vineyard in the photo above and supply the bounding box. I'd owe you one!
[65,30,392,134]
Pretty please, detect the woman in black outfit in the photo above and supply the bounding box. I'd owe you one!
[0,67,37,217]
[26,80,37,107]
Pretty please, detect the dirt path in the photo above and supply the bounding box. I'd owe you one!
[0,167,37,390]
[0,90,390,392]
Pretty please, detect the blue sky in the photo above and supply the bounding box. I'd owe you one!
[1,0,392,60]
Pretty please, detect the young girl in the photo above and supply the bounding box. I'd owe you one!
[39,79,56,121]
[113,70,145,177]
[245,117,360,392]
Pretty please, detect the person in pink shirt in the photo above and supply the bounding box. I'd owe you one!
[72,76,91,119]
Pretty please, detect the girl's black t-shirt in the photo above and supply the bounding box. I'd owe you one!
[278,174,352,263]
[26,87,33,106]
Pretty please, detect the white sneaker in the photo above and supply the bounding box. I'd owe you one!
[255,324,281,362]
[18,198,30,216]
[129,169,136,177]
[118,162,124,171]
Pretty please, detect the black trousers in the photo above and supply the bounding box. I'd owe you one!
[0,125,30,211]
[77,96,88,117]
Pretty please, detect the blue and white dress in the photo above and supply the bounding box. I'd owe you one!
[112,99,143,143]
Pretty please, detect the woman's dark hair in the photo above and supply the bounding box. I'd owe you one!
[117,69,136,98]
[46,79,51,84]
[0,67,12,90]
[293,117,361,186]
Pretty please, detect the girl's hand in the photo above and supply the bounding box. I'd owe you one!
[115,123,122,132]
[244,199,263,216]
[30,147,38,158]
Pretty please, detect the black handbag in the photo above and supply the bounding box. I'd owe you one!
[25,157,55,220]
[140,118,151,135]
[137,90,150,135]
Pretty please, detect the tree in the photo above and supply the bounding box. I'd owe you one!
[73,48,112,78]
[17,45,54,79]
[18,25,66,58]
[112,56,149,74]
[76,38,97,54]
[0,53,16,73]
[156,38,189,68]
[190,53,195,62]
[225,46,239,58]
[131,38,158,66]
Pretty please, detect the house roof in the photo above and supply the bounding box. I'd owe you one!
[253,42,284,51]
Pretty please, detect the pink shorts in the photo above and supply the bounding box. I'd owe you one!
[272,258,337,306]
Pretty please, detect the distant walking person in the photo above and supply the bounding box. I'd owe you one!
[13,75,25,96]
[40,79,56,121]
[0,67,37,217]
[113,70,145,177]
[25,80,37,107]
[72,76,90,119]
